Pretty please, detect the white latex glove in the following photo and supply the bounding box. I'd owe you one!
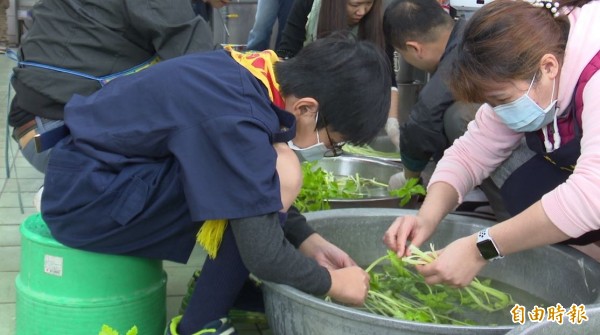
[385,117,400,151]
[388,171,407,191]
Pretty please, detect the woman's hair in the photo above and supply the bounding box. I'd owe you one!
[275,35,391,146]
[449,0,592,103]
[317,0,385,51]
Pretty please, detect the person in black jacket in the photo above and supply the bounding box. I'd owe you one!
[383,0,509,219]
[192,0,230,24]
[9,0,214,173]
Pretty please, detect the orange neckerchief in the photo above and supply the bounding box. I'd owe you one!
[226,46,286,109]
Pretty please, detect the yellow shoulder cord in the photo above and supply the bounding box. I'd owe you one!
[197,219,228,259]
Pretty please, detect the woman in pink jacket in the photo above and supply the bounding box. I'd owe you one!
[384,0,600,287]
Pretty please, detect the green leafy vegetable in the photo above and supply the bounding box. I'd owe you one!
[388,178,427,207]
[342,144,401,159]
[98,325,138,335]
[362,246,515,325]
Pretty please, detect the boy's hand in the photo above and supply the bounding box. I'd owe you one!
[327,267,370,306]
[299,233,357,270]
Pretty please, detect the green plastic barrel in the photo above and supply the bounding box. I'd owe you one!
[15,214,167,335]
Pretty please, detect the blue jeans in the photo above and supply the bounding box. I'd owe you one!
[246,0,294,51]
[19,117,65,173]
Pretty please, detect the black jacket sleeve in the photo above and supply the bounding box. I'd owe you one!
[282,206,316,247]
[276,0,313,59]
[399,70,454,171]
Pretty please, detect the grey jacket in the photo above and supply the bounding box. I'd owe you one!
[9,0,214,127]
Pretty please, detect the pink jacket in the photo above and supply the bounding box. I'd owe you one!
[429,2,600,238]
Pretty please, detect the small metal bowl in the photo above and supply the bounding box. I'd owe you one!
[313,156,409,209]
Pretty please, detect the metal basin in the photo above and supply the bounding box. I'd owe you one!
[366,135,400,158]
[263,208,600,335]
[312,156,407,209]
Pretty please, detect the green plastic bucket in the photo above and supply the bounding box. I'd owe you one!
[15,214,167,335]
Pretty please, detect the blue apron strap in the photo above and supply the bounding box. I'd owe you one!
[9,49,160,87]
[98,55,161,85]
[8,48,105,84]
[8,50,160,152]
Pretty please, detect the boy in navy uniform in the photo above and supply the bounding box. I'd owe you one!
[41,37,391,335]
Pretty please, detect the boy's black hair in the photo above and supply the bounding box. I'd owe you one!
[275,35,391,146]
[383,0,454,50]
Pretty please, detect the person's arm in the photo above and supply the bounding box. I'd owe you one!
[384,181,458,256]
[399,74,454,174]
[428,102,522,202]
[385,43,400,150]
[128,0,214,60]
[283,206,316,247]
[386,105,523,255]
[417,200,569,287]
[231,213,329,294]
[276,0,312,58]
[231,213,369,305]
[384,178,568,288]
[386,89,400,150]
[540,74,600,238]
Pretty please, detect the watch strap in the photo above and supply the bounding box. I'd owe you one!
[476,228,504,261]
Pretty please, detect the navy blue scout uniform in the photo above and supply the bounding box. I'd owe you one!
[42,50,295,264]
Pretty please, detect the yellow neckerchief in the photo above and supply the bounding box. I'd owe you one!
[197,46,285,259]
[228,46,285,108]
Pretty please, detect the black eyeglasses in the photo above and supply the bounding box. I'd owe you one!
[321,115,345,158]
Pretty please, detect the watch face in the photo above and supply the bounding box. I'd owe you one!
[477,239,499,260]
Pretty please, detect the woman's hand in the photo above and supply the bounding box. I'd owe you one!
[416,234,487,287]
[327,266,370,306]
[299,233,357,270]
[383,215,438,257]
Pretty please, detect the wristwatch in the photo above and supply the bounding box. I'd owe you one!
[476,228,504,261]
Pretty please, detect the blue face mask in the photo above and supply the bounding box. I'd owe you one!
[493,76,557,132]
[288,112,328,162]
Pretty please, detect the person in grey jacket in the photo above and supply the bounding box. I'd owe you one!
[383,0,509,219]
[9,0,214,173]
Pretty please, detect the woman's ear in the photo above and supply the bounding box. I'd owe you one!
[540,53,560,80]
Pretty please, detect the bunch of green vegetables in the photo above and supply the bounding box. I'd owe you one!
[388,177,426,207]
[294,161,426,212]
[362,245,514,325]
[98,325,137,335]
[342,144,401,160]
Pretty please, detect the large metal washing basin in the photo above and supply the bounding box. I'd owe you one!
[263,208,600,335]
